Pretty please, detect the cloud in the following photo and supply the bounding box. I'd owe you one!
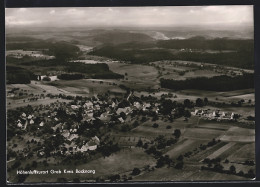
[5,6,253,28]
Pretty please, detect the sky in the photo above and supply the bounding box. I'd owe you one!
[5,6,253,28]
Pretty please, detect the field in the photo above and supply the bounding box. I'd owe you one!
[108,62,160,90]
[24,148,156,182]
[47,79,126,96]
[6,27,255,183]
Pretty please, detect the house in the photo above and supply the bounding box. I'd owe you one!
[86,112,94,118]
[77,136,100,152]
[30,119,34,124]
[212,111,220,117]
[118,117,125,123]
[133,102,142,109]
[67,134,79,141]
[69,128,77,133]
[94,104,101,110]
[98,112,110,121]
[193,109,202,115]
[62,130,70,139]
[39,121,44,127]
[71,105,79,110]
[17,121,23,128]
[221,112,234,120]
[84,101,94,109]
[52,123,63,132]
[27,115,33,119]
[142,103,151,111]
[116,107,132,115]
[111,102,116,108]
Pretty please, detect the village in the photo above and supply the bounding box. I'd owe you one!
[8,83,252,160]
[5,6,255,182]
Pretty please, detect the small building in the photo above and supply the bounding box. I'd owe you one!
[39,121,44,127]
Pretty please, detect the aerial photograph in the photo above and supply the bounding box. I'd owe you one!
[5,6,255,183]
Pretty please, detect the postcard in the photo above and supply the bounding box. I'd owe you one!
[5,6,255,183]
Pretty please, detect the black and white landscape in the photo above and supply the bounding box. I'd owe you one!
[5,6,255,183]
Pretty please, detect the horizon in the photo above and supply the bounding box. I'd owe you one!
[6,6,253,29]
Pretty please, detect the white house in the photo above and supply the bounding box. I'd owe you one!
[17,122,23,128]
[39,121,44,127]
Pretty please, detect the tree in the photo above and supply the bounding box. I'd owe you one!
[32,161,38,168]
[143,143,148,149]
[229,165,236,174]
[136,139,143,147]
[196,98,204,107]
[133,121,139,127]
[131,168,141,175]
[247,169,255,178]
[12,160,21,169]
[214,163,224,172]
[121,124,131,132]
[177,155,184,161]
[120,112,126,120]
[204,97,208,105]
[18,174,28,183]
[152,123,159,128]
[109,174,121,182]
[160,99,174,115]
[173,129,181,138]
[175,161,184,169]
[184,99,192,108]
[184,110,191,118]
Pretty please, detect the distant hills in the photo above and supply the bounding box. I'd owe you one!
[92,31,154,44]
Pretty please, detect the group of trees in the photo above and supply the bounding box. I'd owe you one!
[97,141,120,157]
[202,158,255,178]
[160,73,254,91]
[6,65,37,84]
[6,39,80,61]
[89,38,254,69]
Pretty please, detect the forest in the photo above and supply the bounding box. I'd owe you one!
[89,38,254,69]
[160,73,254,91]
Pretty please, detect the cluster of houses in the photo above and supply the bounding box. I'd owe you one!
[192,109,240,120]
[6,49,55,59]
[13,91,165,157]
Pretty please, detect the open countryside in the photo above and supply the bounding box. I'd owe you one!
[6,6,255,183]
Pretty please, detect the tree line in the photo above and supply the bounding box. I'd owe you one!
[160,73,254,91]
